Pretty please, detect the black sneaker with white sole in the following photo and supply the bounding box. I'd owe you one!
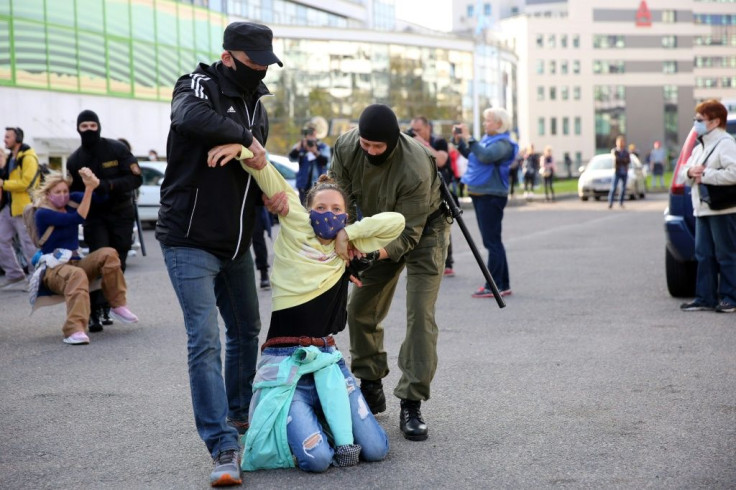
[680,301,715,312]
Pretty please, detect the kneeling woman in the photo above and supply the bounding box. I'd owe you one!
[30,169,138,345]
[237,154,404,472]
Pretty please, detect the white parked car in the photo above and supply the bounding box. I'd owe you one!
[267,153,298,191]
[577,153,647,201]
[137,161,167,224]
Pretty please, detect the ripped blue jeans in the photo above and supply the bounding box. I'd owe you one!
[263,346,389,472]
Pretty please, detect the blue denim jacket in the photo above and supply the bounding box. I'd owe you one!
[242,345,353,471]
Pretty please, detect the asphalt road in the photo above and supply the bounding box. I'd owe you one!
[1,192,734,489]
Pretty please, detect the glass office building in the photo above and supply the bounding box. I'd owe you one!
[0,0,504,159]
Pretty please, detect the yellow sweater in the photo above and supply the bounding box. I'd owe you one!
[241,161,404,311]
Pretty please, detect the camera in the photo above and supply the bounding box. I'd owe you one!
[306,139,316,148]
[405,128,415,137]
[453,126,462,135]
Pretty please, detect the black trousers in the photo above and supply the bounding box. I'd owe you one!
[83,205,135,311]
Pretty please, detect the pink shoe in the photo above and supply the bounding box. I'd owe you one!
[63,331,90,345]
[109,305,139,324]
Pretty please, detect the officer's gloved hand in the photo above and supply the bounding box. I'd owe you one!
[347,250,380,278]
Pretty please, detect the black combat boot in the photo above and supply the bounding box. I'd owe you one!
[101,306,113,326]
[259,269,271,290]
[359,379,386,414]
[400,399,428,441]
[88,307,103,332]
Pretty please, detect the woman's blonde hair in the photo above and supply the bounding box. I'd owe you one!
[33,170,71,205]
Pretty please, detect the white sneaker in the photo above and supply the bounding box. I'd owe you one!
[63,331,90,345]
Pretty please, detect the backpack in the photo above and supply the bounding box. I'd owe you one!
[22,201,79,249]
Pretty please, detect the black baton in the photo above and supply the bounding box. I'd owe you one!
[436,171,505,308]
[133,195,146,257]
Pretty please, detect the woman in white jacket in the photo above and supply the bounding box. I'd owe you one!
[678,99,736,313]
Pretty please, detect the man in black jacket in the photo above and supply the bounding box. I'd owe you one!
[156,22,282,487]
[67,110,142,329]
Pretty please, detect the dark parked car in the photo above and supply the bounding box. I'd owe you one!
[664,115,736,297]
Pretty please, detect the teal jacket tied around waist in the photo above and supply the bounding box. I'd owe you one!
[242,346,354,471]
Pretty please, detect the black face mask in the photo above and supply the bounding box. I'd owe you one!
[79,129,101,149]
[227,56,267,93]
[361,139,398,166]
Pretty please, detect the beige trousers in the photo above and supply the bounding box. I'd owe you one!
[43,247,127,337]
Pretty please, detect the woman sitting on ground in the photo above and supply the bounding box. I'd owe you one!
[223,146,404,473]
[30,169,138,345]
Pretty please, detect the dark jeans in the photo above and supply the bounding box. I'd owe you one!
[694,213,736,306]
[470,194,510,291]
[608,172,628,206]
[161,245,261,458]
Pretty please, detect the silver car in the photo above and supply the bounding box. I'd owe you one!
[578,153,647,201]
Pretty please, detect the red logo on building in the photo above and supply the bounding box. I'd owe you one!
[636,0,652,27]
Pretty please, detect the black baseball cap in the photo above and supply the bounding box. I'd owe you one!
[223,22,283,67]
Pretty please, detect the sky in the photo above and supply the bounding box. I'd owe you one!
[395,0,454,32]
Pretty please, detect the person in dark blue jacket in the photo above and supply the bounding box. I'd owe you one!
[454,107,519,299]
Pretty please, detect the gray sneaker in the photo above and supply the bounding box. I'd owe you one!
[210,449,241,487]
[715,301,736,313]
[680,301,715,312]
[0,276,26,289]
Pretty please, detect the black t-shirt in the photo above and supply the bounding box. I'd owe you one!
[266,270,351,340]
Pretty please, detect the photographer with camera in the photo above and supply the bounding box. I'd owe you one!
[408,116,455,276]
[289,126,330,204]
[454,107,518,300]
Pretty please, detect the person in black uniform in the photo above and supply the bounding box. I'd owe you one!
[67,110,142,332]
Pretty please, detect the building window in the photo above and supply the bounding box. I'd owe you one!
[547,34,556,48]
[537,86,545,101]
[483,3,491,16]
[572,34,580,48]
[561,86,569,100]
[722,76,736,88]
[573,86,581,100]
[536,34,544,48]
[662,36,677,48]
[536,60,544,74]
[550,117,557,136]
[664,85,678,151]
[549,60,556,74]
[550,86,557,100]
[561,61,568,74]
[696,77,719,88]
[561,34,568,48]
[593,60,625,74]
[663,61,678,74]
[467,5,474,17]
[594,85,626,152]
[574,117,581,136]
[662,10,676,23]
[538,117,545,136]
[562,117,569,135]
[593,35,625,48]
[573,60,580,74]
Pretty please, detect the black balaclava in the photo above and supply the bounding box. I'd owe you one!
[224,54,267,94]
[358,104,400,166]
[77,109,101,149]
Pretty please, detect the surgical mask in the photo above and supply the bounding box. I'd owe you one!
[693,120,708,136]
[48,193,70,209]
[79,129,101,148]
[228,56,266,93]
[309,210,347,240]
